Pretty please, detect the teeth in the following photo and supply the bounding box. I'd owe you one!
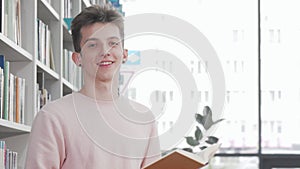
[98,61,113,66]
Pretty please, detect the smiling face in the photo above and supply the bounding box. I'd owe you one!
[77,22,127,84]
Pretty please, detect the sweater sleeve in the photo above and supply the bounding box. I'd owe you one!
[140,122,161,168]
[25,110,66,169]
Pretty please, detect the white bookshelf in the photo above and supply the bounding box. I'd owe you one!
[62,78,78,95]
[63,23,73,43]
[36,60,60,80]
[82,0,91,8]
[0,119,31,139]
[0,34,32,61]
[0,0,98,168]
[37,0,60,22]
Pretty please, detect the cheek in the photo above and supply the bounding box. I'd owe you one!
[113,49,124,58]
[81,56,95,66]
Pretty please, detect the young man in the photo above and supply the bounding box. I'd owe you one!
[25,4,161,169]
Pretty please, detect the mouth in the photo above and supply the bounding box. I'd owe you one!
[96,61,114,67]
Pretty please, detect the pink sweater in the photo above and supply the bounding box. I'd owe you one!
[25,92,161,169]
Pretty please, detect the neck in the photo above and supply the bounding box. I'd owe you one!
[79,79,119,101]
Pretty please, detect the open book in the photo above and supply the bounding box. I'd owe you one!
[143,143,221,169]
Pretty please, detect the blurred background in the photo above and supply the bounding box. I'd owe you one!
[117,0,300,168]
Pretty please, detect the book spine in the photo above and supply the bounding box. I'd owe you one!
[41,21,45,64]
[0,68,3,119]
[5,148,8,169]
[9,73,14,122]
[37,19,40,61]
[0,141,5,169]
[16,0,22,46]
[21,78,25,124]
[3,0,8,36]
[3,61,10,120]
[44,24,49,66]
[0,0,2,33]
[6,0,16,42]
[15,76,20,123]
[36,83,40,114]
[49,38,55,70]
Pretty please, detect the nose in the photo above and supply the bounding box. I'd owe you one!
[100,43,111,58]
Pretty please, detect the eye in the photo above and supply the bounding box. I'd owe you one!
[87,42,97,48]
[109,41,120,47]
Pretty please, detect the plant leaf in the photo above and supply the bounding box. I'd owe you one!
[185,136,200,146]
[202,106,214,130]
[196,106,225,130]
[182,148,193,153]
[199,146,207,150]
[195,113,205,125]
[195,126,203,141]
[214,118,225,125]
[205,136,219,144]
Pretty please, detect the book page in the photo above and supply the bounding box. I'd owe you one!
[143,143,221,169]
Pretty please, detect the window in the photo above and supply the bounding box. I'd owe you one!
[120,0,300,168]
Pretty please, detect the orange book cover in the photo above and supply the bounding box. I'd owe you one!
[143,143,220,169]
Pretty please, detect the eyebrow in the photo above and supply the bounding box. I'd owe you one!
[83,37,99,44]
[107,36,121,41]
[83,36,121,44]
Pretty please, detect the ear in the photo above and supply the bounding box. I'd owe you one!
[72,52,82,67]
[122,49,128,63]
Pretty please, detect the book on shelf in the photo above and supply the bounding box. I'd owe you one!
[0,55,4,119]
[5,0,15,42]
[9,73,14,122]
[143,143,220,169]
[49,40,55,71]
[63,0,74,31]
[20,78,25,124]
[2,0,22,45]
[15,0,22,45]
[14,76,22,123]
[39,88,51,109]
[2,60,9,120]
[0,68,3,119]
[45,25,50,68]
[36,19,40,61]
[37,19,55,70]
[64,0,72,18]
[0,55,4,68]
[0,141,5,169]
[0,55,26,123]
[63,48,80,85]
[0,140,18,169]
[63,49,69,81]
[37,19,45,65]
[0,0,2,33]
[37,71,45,90]
[36,83,40,113]
[36,71,51,110]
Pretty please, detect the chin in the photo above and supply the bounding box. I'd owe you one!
[95,76,112,83]
[96,73,118,83]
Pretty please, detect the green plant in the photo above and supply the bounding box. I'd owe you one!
[161,106,224,156]
[183,106,224,153]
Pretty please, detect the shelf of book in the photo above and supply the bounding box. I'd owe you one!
[62,78,78,95]
[0,119,31,139]
[63,23,73,43]
[36,60,60,80]
[0,34,32,62]
[62,78,74,90]
[0,0,109,167]
[37,0,60,24]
